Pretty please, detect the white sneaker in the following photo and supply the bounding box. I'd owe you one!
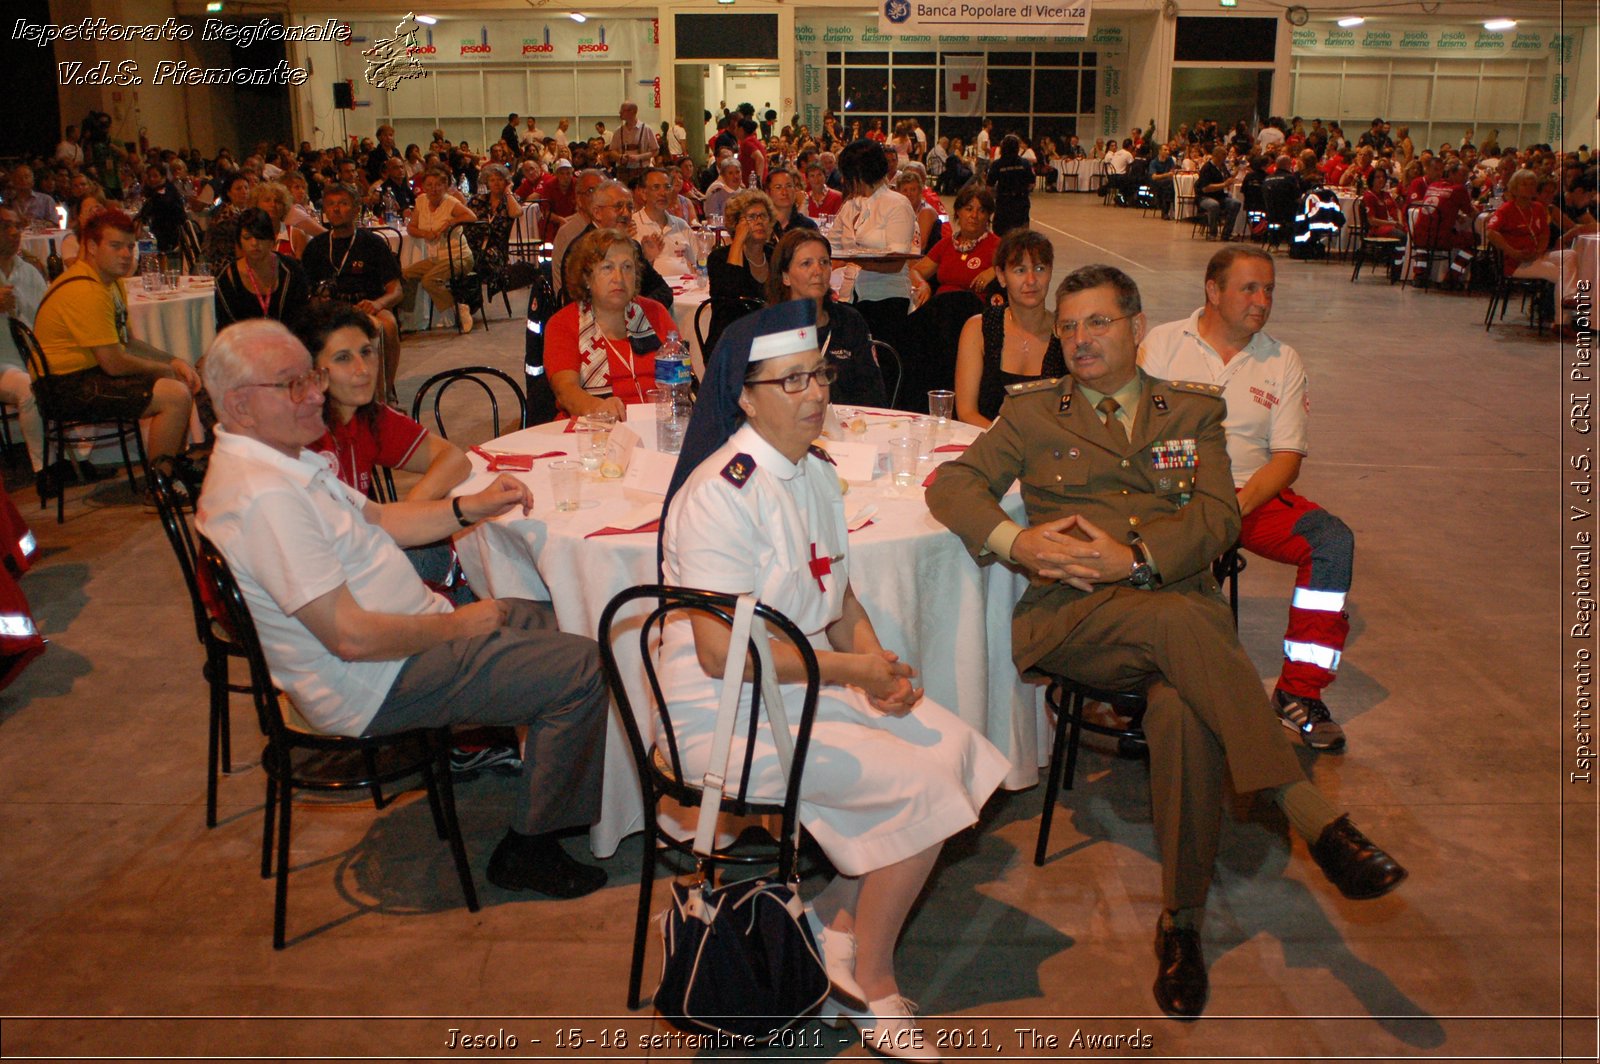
[804,906,868,1008]
[822,995,941,1062]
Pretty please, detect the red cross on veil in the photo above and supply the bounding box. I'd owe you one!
[807,543,832,592]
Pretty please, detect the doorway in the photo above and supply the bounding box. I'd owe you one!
[1169,68,1274,130]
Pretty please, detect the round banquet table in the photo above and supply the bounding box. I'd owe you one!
[665,275,711,378]
[1173,172,1198,221]
[21,229,73,264]
[451,405,1043,858]
[125,281,216,366]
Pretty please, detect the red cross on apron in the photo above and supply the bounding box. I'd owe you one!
[807,543,832,592]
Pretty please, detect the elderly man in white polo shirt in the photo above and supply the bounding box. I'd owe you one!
[1141,245,1356,753]
[195,319,610,899]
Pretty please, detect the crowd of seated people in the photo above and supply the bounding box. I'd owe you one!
[2,102,1595,511]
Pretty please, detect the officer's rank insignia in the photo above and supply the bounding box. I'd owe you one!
[1151,439,1198,469]
[1058,392,1073,414]
[721,453,756,487]
[808,444,837,465]
[1151,394,1169,412]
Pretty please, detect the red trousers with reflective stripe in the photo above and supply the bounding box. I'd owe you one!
[1237,489,1351,699]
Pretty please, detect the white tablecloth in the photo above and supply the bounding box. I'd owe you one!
[1173,172,1198,220]
[453,406,1042,858]
[125,283,216,366]
[667,278,711,378]
[21,229,73,264]
[1050,158,1093,192]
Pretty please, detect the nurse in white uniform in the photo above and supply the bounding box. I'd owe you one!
[658,300,1008,1061]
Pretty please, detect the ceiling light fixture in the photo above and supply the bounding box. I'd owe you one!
[1337,16,1365,27]
[414,14,438,24]
[1484,18,1517,30]
[569,12,587,22]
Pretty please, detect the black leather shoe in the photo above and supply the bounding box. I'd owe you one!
[1152,923,1208,1018]
[486,831,607,898]
[1310,815,1407,900]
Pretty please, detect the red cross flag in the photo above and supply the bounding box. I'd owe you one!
[944,55,986,118]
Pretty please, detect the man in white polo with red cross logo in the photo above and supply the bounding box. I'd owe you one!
[1141,245,1355,752]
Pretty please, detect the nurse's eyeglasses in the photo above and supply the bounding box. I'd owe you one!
[745,365,838,393]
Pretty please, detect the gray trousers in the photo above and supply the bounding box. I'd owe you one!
[1036,587,1305,909]
[364,599,607,836]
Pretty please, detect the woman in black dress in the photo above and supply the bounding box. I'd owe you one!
[986,134,1036,236]
[952,229,1063,427]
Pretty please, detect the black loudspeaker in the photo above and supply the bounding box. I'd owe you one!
[332,82,354,109]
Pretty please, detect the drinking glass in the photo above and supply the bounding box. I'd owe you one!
[576,412,615,472]
[887,436,918,489]
[549,460,583,512]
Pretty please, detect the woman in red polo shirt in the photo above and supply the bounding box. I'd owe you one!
[297,303,469,501]
[544,228,675,420]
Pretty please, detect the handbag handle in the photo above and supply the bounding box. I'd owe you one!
[691,594,796,860]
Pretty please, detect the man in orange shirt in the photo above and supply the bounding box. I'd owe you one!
[31,210,199,496]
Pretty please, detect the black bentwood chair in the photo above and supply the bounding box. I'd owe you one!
[149,466,249,828]
[194,535,479,949]
[597,584,821,1010]
[9,319,147,523]
[411,366,528,441]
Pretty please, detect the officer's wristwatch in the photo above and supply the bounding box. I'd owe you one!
[1128,536,1159,589]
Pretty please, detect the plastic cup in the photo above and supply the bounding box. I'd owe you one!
[549,460,583,512]
[163,269,180,291]
[576,412,615,472]
[908,418,932,460]
[928,389,955,448]
[887,436,919,489]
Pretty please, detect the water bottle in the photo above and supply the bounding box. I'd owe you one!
[137,235,159,290]
[382,189,400,226]
[653,331,691,454]
[45,239,63,281]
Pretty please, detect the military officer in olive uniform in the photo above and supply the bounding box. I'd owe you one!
[926,264,1406,1019]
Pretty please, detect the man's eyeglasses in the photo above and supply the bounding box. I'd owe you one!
[239,367,329,403]
[746,365,837,394]
[1056,314,1134,338]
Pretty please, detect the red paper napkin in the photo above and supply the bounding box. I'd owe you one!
[584,518,661,539]
[847,519,876,535]
[470,446,565,472]
[563,418,578,433]
[921,470,939,488]
[932,443,969,454]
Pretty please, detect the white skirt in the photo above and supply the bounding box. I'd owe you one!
[658,637,1011,877]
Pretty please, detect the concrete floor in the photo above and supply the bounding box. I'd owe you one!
[1,194,1593,1063]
